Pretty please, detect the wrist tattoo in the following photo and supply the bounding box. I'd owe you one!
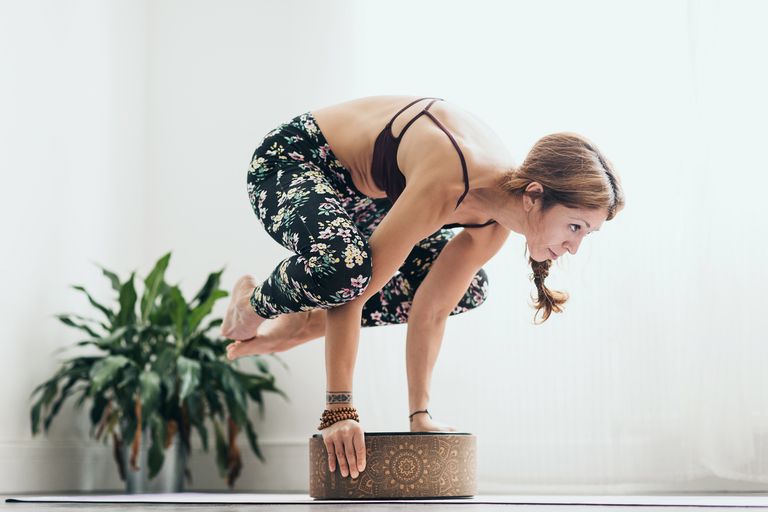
[326,391,353,405]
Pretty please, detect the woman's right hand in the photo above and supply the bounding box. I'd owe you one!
[321,419,366,478]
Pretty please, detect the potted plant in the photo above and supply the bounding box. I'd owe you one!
[30,252,289,491]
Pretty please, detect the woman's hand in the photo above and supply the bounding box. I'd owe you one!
[321,419,366,478]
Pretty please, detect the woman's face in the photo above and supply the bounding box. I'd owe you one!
[526,202,607,263]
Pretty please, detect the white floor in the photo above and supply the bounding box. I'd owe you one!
[3,493,768,511]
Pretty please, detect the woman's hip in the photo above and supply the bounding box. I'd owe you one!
[246,111,390,235]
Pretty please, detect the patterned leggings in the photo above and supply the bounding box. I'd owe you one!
[246,112,489,327]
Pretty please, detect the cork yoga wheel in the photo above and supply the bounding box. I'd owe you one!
[309,431,477,499]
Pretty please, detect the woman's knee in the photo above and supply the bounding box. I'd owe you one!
[307,236,372,304]
[452,267,489,314]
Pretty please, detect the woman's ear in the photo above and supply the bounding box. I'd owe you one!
[522,182,543,212]
[525,181,544,195]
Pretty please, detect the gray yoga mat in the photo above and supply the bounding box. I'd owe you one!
[5,493,768,507]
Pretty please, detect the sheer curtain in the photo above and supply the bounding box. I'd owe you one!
[348,0,768,491]
[671,0,768,485]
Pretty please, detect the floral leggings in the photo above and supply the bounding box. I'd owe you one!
[246,112,489,327]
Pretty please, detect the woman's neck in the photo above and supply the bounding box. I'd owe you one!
[469,185,526,235]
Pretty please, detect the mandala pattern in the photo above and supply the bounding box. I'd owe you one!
[309,433,476,499]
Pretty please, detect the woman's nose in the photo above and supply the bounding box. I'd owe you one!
[564,238,582,255]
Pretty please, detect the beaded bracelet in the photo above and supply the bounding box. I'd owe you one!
[317,406,360,430]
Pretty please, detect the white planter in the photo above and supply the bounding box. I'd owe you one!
[121,428,186,493]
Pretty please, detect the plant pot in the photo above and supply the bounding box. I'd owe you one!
[121,428,186,493]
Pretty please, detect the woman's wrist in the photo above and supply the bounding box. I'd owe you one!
[318,391,358,429]
[319,393,359,430]
[326,390,353,409]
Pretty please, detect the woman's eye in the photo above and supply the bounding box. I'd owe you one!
[570,224,581,233]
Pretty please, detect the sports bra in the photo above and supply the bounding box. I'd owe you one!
[370,97,497,230]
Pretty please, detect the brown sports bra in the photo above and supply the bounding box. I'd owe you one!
[370,97,496,229]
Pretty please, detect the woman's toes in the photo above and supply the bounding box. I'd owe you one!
[226,337,274,360]
[226,341,241,360]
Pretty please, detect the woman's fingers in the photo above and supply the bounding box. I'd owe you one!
[322,421,366,478]
[334,442,349,477]
[344,439,359,478]
[353,429,366,472]
[326,439,336,472]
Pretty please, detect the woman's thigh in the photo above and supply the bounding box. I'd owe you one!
[246,118,372,302]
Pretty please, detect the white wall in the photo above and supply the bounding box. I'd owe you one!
[2,0,767,494]
[0,0,149,493]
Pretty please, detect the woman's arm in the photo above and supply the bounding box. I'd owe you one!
[404,225,509,421]
[324,179,456,394]
[405,313,449,419]
[321,178,458,478]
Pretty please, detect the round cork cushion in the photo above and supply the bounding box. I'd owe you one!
[309,431,477,500]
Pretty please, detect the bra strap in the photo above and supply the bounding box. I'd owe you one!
[388,97,444,138]
[388,97,440,126]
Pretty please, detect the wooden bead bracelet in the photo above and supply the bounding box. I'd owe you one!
[317,406,360,430]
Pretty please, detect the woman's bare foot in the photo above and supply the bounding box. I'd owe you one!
[409,414,458,433]
[221,275,268,341]
[226,309,314,360]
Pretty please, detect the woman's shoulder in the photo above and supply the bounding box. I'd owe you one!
[397,106,513,200]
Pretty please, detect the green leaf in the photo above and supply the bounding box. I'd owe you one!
[271,384,290,404]
[177,356,201,403]
[163,286,186,342]
[71,285,115,323]
[140,252,171,324]
[89,393,109,426]
[90,355,131,393]
[245,385,265,420]
[41,380,58,406]
[139,371,161,419]
[186,393,209,452]
[148,414,166,479]
[114,363,139,399]
[44,376,80,432]
[121,407,137,447]
[152,348,177,392]
[198,318,222,334]
[54,314,106,338]
[253,357,270,374]
[76,325,129,352]
[94,261,122,293]
[30,401,43,436]
[115,273,137,327]
[30,380,58,435]
[197,347,216,362]
[190,268,225,308]
[212,419,228,478]
[187,290,227,336]
[204,385,223,417]
[221,367,248,425]
[244,420,266,463]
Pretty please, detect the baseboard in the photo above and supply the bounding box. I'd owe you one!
[3,438,766,494]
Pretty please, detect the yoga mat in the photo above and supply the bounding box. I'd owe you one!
[5,493,768,507]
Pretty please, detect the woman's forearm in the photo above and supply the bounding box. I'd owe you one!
[405,311,449,414]
[324,301,364,409]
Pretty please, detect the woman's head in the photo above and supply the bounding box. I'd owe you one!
[499,132,626,324]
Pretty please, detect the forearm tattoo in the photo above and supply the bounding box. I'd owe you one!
[326,391,353,405]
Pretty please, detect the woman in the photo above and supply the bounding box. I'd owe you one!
[220,95,625,480]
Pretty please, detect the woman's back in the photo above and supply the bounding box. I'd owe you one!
[310,95,515,206]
